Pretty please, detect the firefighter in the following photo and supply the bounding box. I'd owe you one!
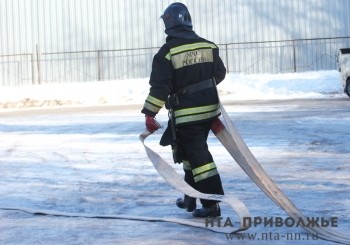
[141,2,226,217]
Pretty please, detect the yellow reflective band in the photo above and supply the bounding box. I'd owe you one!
[194,169,219,182]
[165,52,171,60]
[192,162,218,182]
[192,162,217,176]
[174,104,219,117]
[143,101,162,113]
[175,108,221,125]
[169,42,217,55]
[146,95,165,108]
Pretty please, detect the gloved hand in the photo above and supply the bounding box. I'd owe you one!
[211,117,224,134]
[145,115,161,133]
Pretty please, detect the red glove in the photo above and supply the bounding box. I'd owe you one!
[145,115,161,133]
[211,117,224,134]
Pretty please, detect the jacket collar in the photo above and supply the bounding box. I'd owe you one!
[165,25,199,40]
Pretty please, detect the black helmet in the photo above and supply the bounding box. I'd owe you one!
[161,2,192,29]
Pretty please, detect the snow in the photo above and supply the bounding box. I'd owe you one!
[0,70,343,110]
[0,70,349,245]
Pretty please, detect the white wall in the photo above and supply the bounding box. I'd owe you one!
[1,0,350,85]
[1,0,350,54]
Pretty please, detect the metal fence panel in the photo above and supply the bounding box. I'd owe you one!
[1,37,350,86]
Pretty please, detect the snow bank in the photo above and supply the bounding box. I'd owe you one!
[0,70,343,110]
[219,70,342,101]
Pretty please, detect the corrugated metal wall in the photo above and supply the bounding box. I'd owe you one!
[1,0,350,85]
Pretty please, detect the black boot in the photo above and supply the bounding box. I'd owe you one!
[176,195,196,212]
[192,203,221,218]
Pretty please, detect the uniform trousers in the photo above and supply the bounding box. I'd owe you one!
[177,119,224,207]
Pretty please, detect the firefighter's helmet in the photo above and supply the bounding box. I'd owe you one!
[161,3,192,29]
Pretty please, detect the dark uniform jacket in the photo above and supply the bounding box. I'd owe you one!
[141,35,226,126]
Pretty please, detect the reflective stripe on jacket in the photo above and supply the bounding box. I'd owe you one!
[174,103,221,125]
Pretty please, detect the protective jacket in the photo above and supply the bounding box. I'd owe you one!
[141,34,226,126]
